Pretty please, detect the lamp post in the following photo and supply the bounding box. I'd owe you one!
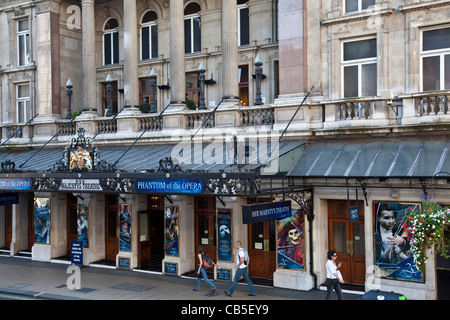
[66,79,73,119]
[149,68,157,113]
[198,62,207,110]
[254,54,263,106]
[105,74,113,117]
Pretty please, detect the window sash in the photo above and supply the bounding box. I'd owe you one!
[421,53,450,91]
[17,20,30,66]
[104,30,119,65]
[421,27,450,91]
[238,5,250,46]
[344,0,375,13]
[16,84,31,123]
[184,15,201,54]
[342,39,377,98]
[141,23,158,60]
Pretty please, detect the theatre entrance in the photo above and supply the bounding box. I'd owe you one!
[248,220,276,279]
[4,204,12,249]
[328,200,365,285]
[194,197,217,268]
[138,196,164,271]
[67,194,78,254]
[105,194,119,262]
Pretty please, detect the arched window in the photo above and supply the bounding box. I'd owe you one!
[237,0,249,46]
[184,3,201,54]
[104,18,119,65]
[141,11,158,60]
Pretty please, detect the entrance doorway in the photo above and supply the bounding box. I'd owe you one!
[195,197,217,268]
[328,200,366,285]
[67,194,78,255]
[105,194,119,261]
[2,204,12,249]
[246,198,276,280]
[138,196,164,271]
[248,220,276,279]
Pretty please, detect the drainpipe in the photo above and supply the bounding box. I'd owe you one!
[306,189,317,289]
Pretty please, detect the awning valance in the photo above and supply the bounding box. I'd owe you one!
[287,140,450,179]
[0,141,305,175]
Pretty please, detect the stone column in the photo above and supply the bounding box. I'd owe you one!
[168,0,186,111]
[33,1,62,132]
[122,0,140,113]
[81,0,97,115]
[221,0,239,105]
[277,0,305,97]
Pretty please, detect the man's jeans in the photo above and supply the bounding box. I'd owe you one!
[227,267,256,295]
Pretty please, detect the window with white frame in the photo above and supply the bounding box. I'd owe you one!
[344,0,375,14]
[184,3,201,54]
[421,27,450,91]
[17,19,30,66]
[342,38,377,98]
[141,11,158,60]
[103,18,119,65]
[16,83,31,123]
[238,1,250,46]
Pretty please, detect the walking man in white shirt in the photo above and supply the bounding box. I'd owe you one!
[224,240,256,297]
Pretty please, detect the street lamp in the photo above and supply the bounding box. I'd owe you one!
[198,61,207,110]
[105,74,113,117]
[254,54,264,106]
[66,78,73,119]
[149,68,157,113]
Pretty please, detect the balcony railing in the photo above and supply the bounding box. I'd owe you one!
[240,106,275,126]
[418,94,449,116]
[339,101,371,120]
[3,93,450,146]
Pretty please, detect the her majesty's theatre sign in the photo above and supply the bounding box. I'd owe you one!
[242,200,292,224]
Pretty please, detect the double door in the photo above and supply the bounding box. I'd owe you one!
[328,200,365,285]
[4,205,12,248]
[195,197,217,267]
[248,220,276,279]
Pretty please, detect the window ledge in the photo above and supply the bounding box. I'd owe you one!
[321,8,394,26]
[399,0,450,13]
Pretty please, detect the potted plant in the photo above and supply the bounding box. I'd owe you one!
[403,197,450,271]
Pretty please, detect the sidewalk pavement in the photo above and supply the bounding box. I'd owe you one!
[0,255,362,301]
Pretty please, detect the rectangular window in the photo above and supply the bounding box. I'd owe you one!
[17,19,30,66]
[344,0,375,13]
[16,84,31,123]
[342,38,377,98]
[238,5,250,46]
[104,31,119,65]
[422,27,450,91]
[185,15,201,54]
[141,24,158,60]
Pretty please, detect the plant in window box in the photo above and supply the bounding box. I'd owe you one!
[403,196,450,271]
[140,103,151,113]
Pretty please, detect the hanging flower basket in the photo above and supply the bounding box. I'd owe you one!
[403,199,450,271]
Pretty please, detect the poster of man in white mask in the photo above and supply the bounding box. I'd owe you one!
[374,202,423,282]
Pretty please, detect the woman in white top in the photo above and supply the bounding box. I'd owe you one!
[325,250,344,300]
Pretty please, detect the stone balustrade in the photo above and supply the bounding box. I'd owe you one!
[3,92,450,145]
